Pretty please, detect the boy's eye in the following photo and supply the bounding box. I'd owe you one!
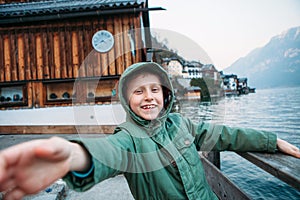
[134,89,143,94]
[152,87,160,92]
[152,85,162,92]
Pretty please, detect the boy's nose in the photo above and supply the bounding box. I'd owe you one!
[144,90,154,101]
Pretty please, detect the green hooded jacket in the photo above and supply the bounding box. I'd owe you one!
[63,62,277,200]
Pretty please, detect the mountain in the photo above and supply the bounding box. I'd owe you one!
[224,26,300,89]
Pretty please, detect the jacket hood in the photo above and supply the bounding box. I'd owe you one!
[118,62,175,127]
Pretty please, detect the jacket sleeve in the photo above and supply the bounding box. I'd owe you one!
[184,117,277,152]
[63,131,135,192]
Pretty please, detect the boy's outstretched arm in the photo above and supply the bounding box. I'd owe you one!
[277,138,300,158]
[0,137,91,200]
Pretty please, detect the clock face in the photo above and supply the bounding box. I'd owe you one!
[92,30,114,53]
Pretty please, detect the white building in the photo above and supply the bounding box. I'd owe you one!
[161,58,184,77]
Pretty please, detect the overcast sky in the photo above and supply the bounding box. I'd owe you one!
[148,0,300,70]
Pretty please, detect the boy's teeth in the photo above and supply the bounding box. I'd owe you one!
[142,105,155,109]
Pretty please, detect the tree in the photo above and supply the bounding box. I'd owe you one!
[190,78,211,102]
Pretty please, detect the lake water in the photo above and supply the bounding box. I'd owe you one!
[180,87,300,200]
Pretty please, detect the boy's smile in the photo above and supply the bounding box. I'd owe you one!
[127,73,164,120]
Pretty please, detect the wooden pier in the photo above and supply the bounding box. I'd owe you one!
[0,133,299,199]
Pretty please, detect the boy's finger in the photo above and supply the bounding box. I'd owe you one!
[3,187,25,200]
[34,139,68,161]
[0,140,42,166]
[0,179,16,193]
[0,153,11,185]
[34,145,56,158]
[0,155,6,182]
[287,144,300,158]
[0,147,21,167]
[293,148,300,158]
[0,163,19,191]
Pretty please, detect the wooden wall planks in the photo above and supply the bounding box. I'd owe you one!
[0,15,145,83]
[0,13,147,109]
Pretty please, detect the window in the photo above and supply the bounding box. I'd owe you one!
[44,78,119,105]
[45,81,75,104]
[0,84,27,107]
[86,79,118,103]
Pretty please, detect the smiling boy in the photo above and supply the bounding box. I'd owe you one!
[0,62,299,200]
[126,72,164,121]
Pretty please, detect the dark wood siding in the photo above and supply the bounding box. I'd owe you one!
[0,16,143,82]
[0,13,147,109]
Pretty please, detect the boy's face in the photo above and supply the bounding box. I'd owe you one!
[126,73,164,120]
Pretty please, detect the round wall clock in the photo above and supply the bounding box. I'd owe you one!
[92,30,114,53]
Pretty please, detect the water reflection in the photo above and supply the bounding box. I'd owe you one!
[178,88,300,144]
[177,87,300,199]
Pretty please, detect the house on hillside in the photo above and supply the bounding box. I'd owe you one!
[182,62,220,81]
[0,0,163,110]
[221,74,238,95]
[182,61,203,79]
[162,59,224,99]
[237,78,249,95]
[161,57,184,77]
[221,71,255,96]
[200,64,220,81]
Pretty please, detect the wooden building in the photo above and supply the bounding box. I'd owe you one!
[0,0,162,109]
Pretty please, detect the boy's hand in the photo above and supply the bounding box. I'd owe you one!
[277,138,300,158]
[0,137,73,200]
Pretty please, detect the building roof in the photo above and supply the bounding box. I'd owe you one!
[0,0,153,24]
[238,78,247,82]
[162,57,184,65]
[221,74,238,79]
[0,0,144,17]
[184,60,203,68]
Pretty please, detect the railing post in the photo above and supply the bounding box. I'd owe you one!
[200,153,251,200]
[206,151,221,169]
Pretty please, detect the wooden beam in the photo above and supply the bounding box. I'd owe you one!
[65,27,73,78]
[77,27,86,77]
[238,152,300,191]
[4,35,11,81]
[122,17,132,68]
[200,153,250,200]
[113,16,124,75]
[60,28,67,79]
[72,31,79,78]
[53,32,61,79]
[36,33,43,80]
[0,33,4,82]
[47,28,55,79]
[0,125,116,134]
[0,134,102,151]
[10,32,18,81]
[17,33,25,81]
[107,17,116,76]
[42,30,50,79]
[29,31,37,80]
